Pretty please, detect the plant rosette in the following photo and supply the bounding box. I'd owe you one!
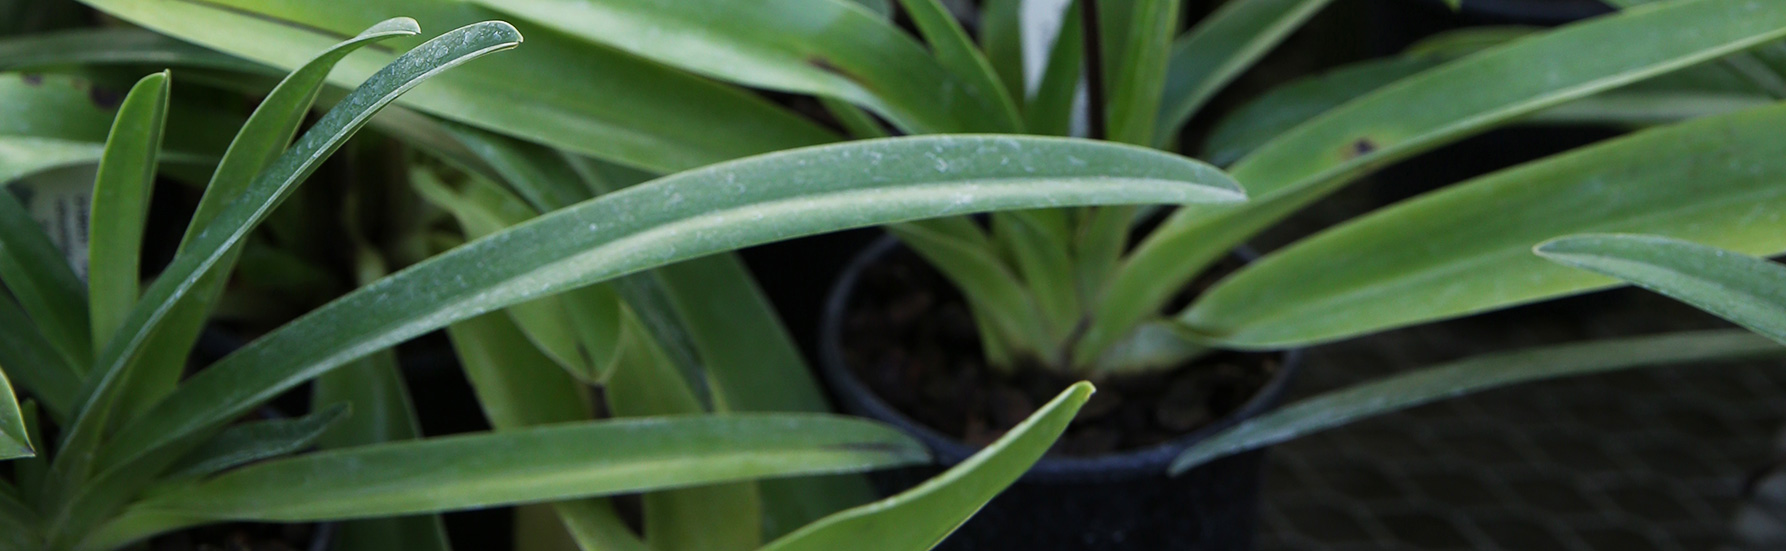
[819,237,1301,550]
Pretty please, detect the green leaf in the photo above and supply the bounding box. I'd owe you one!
[114,16,423,431]
[1202,26,1766,164]
[0,173,91,372]
[313,352,452,551]
[448,312,593,431]
[1202,57,1440,166]
[1183,102,1786,348]
[470,0,1019,134]
[0,72,118,184]
[0,291,79,421]
[60,20,523,486]
[86,71,168,349]
[1156,0,1338,145]
[606,317,760,551]
[446,312,640,551]
[979,0,1025,106]
[95,415,930,546]
[77,0,835,173]
[0,476,37,548]
[1105,0,1177,146]
[0,28,269,74]
[161,404,349,480]
[1089,0,1786,362]
[896,0,1023,132]
[410,163,605,381]
[95,135,1243,483]
[849,0,893,17]
[759,382,1094,551]
[1170,330,1783,472]
[1537,234,1786,344]
[0,367,32,460]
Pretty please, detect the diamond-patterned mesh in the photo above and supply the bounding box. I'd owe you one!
[1255,289,1786,550]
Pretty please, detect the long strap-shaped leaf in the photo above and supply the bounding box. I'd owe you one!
[86,72,168,350]
[1538,234,1786,344]
[93,135,1242,478]
[88,415,929,549]
[447,312,644,551]
[0,28,269,73]
[76,0,834,173]
[1105,0,1177,146]
[1181,101,1786,347]
[57,21,523,482]
[1155,0,1336,146]
[896,0,1023,132]
[469,0,1020,134]
[760,382,1093,551]
[111,17,423,429]
[1169,330,1783,473]
[1083,0,1786,362]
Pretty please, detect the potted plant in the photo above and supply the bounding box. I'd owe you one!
[0,14,1239,549]
[66,0,1786,547]
[463,1,1786,548]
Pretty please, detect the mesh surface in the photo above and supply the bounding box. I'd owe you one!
[1255,290,1786,551]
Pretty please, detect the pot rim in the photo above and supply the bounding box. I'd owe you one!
[818,234,1303,483]
[1412,0,1610,25]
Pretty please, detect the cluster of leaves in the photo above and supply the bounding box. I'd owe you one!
[0,10,1260,550]
[85,0,1783,381]
[7,0,1786,548]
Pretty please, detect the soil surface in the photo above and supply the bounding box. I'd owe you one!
[840,245,1279,456]
[148,522,319,551]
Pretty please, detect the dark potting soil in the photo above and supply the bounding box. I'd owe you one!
[840,246,1278,456]
[147,522,319,551]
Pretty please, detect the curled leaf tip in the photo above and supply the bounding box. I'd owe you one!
[364,17,422,37]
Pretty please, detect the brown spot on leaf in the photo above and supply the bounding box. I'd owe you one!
[806,55,873,90]
[1351,138,1377,158]
[21,73,42,86]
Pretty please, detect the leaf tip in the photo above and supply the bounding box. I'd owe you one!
[364,17,422,38]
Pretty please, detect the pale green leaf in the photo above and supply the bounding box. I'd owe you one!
[313,352,452,551]
[446,312,637,551]
[1537,234,1786,345]
[897,0,1023,132]
[94,135,1243,483]
[1183,102,1786,348]
[60,21,523,485]
[86,71,168,350]
[76,0,836,173]
[1088,0,1786,362]
[1155,0,1334,145]
[1171,330,1782,472]
[0,28,268,74]
[94,415,930,547]
[606,318,759,551]
[759,382,1094,551]
[1105,0,1177,146]
[115,16,424,430]
[470,0,1019,134]
[161,404,349,480]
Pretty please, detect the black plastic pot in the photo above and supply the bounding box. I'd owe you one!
[819,236,1303,550]
[1407,0,1610,25]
